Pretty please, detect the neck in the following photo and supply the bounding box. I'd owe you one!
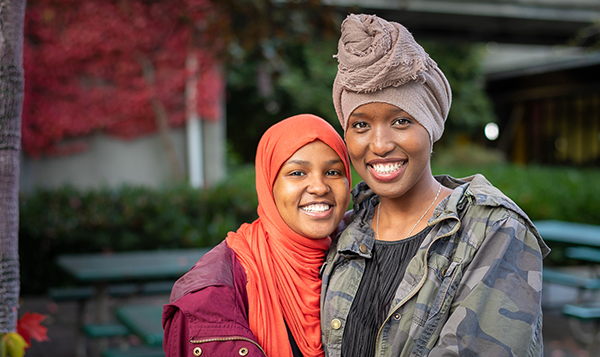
[374,174,448,241]
[380,174,440,215]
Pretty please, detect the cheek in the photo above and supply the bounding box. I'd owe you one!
[274,185,296,208]
[344,136,366,162]
[336,180,350,205]
[272,180,293,211]
[396,131,430,156]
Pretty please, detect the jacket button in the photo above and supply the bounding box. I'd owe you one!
[193,347,202,356]
[359,244,368,254]
[331,318,342,330]
[239,347,249,356]
[442,268,448,276]
[393,313,401,321]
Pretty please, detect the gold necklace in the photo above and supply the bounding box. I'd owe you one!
[376,183,442,240]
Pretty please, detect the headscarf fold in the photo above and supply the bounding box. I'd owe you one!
[332,14,452,143]
[226,114,351,357]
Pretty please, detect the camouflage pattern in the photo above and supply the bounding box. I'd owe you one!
[320,174,550,357]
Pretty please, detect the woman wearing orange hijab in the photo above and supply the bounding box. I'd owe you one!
[162,114,351,357]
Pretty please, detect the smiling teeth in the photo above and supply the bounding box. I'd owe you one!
[301,204,330,213]
[372,162,403,174]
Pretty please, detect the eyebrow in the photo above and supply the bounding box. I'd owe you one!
[351,108,406,117]
[285,158,344,166]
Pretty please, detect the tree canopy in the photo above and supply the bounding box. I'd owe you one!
[23,0,224,157]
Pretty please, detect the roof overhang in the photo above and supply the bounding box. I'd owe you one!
[322,0,600,45]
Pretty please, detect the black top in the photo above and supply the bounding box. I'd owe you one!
[341,225,432,357]
[286,320,304,357]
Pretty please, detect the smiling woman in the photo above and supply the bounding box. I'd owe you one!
[273,140,349,239]
[163,114,351,357]
[321,13,551,357]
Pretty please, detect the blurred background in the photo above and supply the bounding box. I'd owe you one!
[13,0,600,356]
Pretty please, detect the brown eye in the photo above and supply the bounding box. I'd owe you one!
[392,118,411,126]
[351,121,369,129]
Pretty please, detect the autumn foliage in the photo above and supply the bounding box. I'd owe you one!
[23,0,224,157]
[0,312,48,356]
[16,312,48,348]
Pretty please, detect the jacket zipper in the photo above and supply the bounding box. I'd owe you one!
[373,216,461,355]
[190,336,267,356]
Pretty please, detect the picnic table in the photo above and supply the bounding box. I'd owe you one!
[55,248,210,356]
[535,220,600,284]
[56,248,210,321]
[535,220,600,248]
[535,220,600,352]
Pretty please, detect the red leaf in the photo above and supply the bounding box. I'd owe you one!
[16,312,50,346]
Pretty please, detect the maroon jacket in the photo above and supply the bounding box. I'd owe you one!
[162,241,266,356]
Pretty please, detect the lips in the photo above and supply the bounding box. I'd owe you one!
[367,159,406,182]
[300,203,334,218]
[370,162,404,174]
[301,203,331,213]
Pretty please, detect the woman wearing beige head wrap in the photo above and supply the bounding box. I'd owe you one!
[321,14,549,357]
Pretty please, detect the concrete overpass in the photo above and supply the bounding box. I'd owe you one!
[323,0,600,46]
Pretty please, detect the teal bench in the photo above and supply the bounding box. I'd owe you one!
[115,304,164,347]
[82,322,130,338]
[49,281,173,341]
[543,267,600,290]
[49,280,174,302]
[102,345,164,357]
[94,305,164,356]
[562,303,600,354]
[565,246,600,264]
[563,303,600,321]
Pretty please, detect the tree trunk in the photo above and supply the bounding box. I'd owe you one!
[0,0,26,333]
[139,55,184,182]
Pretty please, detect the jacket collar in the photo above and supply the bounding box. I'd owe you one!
[336,174,550,258]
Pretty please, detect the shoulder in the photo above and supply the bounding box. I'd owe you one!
[163,241,256,348]
[440,173,532,226]
[446,174,550,257]
[169,240,244,303]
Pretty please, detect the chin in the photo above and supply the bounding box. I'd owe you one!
[302,228,334,239]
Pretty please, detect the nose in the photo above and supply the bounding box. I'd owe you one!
[370,126,395,157]
[307,174,330,196]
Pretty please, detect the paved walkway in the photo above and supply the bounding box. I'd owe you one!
[18,283,599,357]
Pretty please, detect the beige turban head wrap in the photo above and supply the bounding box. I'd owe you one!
[332,14,452,144]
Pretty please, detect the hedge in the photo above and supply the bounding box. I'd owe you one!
[19,166,258,294]
[19,163,600,293]
[431,164,600,226]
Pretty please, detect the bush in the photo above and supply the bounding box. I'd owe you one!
[431,163,600,266]
[431,164,600,226]
[19,165,257,294]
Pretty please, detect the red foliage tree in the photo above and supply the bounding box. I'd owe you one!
[22,0,224,157]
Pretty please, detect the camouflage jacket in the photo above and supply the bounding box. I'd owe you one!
[320,174,550,357]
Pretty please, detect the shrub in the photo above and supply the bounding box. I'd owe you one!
[431,163,600,266]
[431,164,600,226]
[19,165,257,294]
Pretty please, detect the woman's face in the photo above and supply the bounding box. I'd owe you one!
[345,102,432,199]
[273,140,349,239]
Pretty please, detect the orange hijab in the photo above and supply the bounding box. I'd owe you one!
[226,114,351,357]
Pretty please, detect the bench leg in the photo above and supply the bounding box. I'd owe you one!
[75,299,88,357]
[90,283,110,357]
[587,321,600,355]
